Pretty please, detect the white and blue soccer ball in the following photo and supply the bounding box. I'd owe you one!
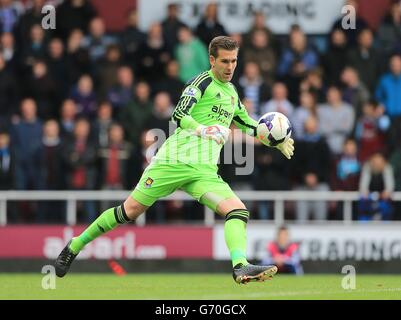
[256,112,292,147]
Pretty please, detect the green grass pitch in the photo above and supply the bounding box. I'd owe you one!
[1,273,401,300]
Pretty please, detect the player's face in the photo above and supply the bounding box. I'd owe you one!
[210,49,238,82]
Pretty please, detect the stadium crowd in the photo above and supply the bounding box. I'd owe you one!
[0,0,401,223]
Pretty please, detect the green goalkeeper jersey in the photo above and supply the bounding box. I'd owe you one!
[154,69,258,170]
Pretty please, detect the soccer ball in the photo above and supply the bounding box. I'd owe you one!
[256,112,292,147]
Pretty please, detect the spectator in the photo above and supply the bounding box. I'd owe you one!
[10,98,42,190]
[375,54,401,151]
[120,81,153,145]
[243,29,277,86]
[0,0,23,33]
[56,0,97,41]
[98,123,133,210]
[322,28,348,86]
[299,68,326,104]
[0,32,17,71]
[355,100,390,163]
[15,0,45,46]
[340,66,370,119]
[144,91,174,137]
[20,24,48,74]
[261,226,303,275]
[153,59,185,105]
[334,138,361,191]
[61,117,98,222]
[107,65,135,116]
[59,99,77,137]
[318,86,355,156]
[69,74,97,120]
[294,116,331,222]
[358,153,394,221]
[119,9,146,71]
[46,38,70,100]
[195,2,227,46]
[38,119,65,223]
[291,90,318,140]
[39,119,64,190]
[161,3,187,50]
[81,17,117,62]
[24,60,58,120]
[236,61,271,116]
[175,25,209,83]
[260,82,294,118]
[0,131,12,189]
[347,28,381,93]
[377,0,401,58]
[376,54,401,106]
[243,10,279,55]
[136,22,171,83]
[278,26,319,102]
[92,101,113,148]
[0,53,18,129]
[95,44,122,98]
[66,29,91,84]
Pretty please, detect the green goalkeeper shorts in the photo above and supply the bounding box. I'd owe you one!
[131,161,236,211]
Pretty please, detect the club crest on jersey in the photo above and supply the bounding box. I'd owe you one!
[144,177,154,188]
[231,96,235,107]
[183,86,198,97]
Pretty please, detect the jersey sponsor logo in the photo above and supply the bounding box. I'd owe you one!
[211,105,233,119]
[144,177,154,188]
[182,86,198,97]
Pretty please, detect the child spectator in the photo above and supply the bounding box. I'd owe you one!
[261,225,303,275]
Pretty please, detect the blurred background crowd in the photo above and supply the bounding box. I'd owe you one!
[0,0,400,223]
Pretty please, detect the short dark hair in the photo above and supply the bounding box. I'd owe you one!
[208,36,239,58]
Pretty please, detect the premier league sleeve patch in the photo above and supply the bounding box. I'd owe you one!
[182,86,200,99]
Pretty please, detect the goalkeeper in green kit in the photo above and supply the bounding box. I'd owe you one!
[55,36,294,284]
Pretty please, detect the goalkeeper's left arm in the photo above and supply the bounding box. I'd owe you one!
[233,102,295,159]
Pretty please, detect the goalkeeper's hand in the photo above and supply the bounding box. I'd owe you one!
[275,138,295,159]
[195,125,231,145]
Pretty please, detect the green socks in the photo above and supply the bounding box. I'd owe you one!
[224,209,250,267]
[69,205,130,254]
[69,204,250,268]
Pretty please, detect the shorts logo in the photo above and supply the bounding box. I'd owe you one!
[144,177,154,188]
[183,86,198,97]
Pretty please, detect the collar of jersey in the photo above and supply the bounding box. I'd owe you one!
[208,69,228,86]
